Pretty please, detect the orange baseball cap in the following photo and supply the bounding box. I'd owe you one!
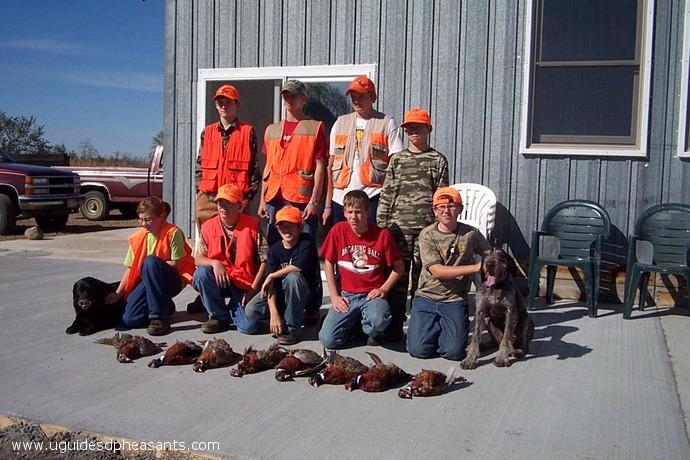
[213,84,240,102]
[401,108,432,127]
[275,206,303,225]
[346,76,376,97]
[214,183,243,204]
[433,187,463,206]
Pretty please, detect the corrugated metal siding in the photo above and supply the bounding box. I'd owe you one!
[165,0,689,272]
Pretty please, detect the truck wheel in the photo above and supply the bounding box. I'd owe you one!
[35,214,69,233]
[81,191,110,221]
[0,194,17,235]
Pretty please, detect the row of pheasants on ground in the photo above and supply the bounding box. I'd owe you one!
[94,333,468,398]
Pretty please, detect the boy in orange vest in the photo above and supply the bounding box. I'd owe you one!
[116,197,196,336]
[258,79,328,246]
[324,76,403,226]
[193,184,268,334]
[188,84,260,314]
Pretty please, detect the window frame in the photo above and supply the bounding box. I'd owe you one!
[519,0,655,157]
[677,0,690,158]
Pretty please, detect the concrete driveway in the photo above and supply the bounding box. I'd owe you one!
[0,229,688,459]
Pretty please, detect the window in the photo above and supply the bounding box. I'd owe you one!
[520,0,654,157]
[678,0,690,158]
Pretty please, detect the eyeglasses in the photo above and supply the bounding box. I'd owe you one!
[434,204,460,212]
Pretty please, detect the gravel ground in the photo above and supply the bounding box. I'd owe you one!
[0,211,138,242]
[0,419,221,460]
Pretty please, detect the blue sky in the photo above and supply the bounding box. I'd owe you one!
[0,0,164,158]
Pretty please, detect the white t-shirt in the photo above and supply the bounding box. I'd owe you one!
[331,117,403,204]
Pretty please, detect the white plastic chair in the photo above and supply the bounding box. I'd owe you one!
[449,183,497,240]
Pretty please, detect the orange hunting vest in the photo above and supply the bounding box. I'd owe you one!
[331,112,392,188]
[263,120,322,204]
[198,121,253,195]
[200,214,260,291]
[123,222,195,298]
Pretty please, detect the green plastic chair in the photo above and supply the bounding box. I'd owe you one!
[527,200,611,317]
[623,203,690,319]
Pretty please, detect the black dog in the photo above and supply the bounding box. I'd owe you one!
[66,277,124,336]
[461,249,534,369]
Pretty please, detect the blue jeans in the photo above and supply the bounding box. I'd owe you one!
[192,265,259,334]
[245,272,310,336]
[266,199,317,246]
[319,291,391,349]
[406,295,469,361]
[332,194,379,225]
[121,256,182,328]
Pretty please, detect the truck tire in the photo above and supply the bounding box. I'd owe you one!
[0,194,17,235]
[35,214,69,233]
[81,191,110,221]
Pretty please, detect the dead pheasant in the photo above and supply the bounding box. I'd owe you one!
[230,341,288,377]
[275,348,324,381]
[345,352,413,392]
[398,367,467,398]
[95,333,164,363]
[148,340,203,368]
[193,338,242,373]
[309,350,369,387]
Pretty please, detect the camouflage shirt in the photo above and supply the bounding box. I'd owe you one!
[376,147,449,232]
[416,222,491,301]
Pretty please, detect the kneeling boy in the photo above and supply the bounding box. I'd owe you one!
[406,187,490,360]
[245,206,319,345]
[319,190,404,348]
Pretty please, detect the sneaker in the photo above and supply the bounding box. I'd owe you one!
[147,319,171,336]
[277,334,300,346]
[186,296,204,314]
[201,318,230,334]
[366,334,383,347]
[301,310,321,327]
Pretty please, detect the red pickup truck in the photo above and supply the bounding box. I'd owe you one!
[56,146,163,220]
[0,149,82,234]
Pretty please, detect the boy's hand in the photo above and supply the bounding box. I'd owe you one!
[321,207,332,226]
[303,203,318,220]
[366,287,387,301]
[261,276,274,298]
[212,260,230,288]
[258,201,268,219]
[269,313,284,335]
[332,295,349,313]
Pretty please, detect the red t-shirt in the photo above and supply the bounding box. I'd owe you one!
[320,221,401,294]
[262,120,328,160]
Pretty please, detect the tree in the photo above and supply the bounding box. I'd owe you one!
[79,138,99,159]
[0,111,51,156]
[150,130,163,155]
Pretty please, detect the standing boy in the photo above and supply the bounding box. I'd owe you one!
[406,187,490,360]
[324,76,403,225]
[245,206,320,345]
[259,79,328,246]
[319,190,404,349]
[376,108,449,341]
[188,84,260,314]
[193,184,268,334]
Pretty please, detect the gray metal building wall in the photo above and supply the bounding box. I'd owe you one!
[164,0,688,273]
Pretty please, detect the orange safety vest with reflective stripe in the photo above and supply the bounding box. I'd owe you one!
[200,214,259,291]
[263,120,322,204]
[331,112,392,189]
[198,121,253,195]
[123,222,195,298]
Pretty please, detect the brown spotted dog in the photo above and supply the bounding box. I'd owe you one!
[461,249,533,369]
